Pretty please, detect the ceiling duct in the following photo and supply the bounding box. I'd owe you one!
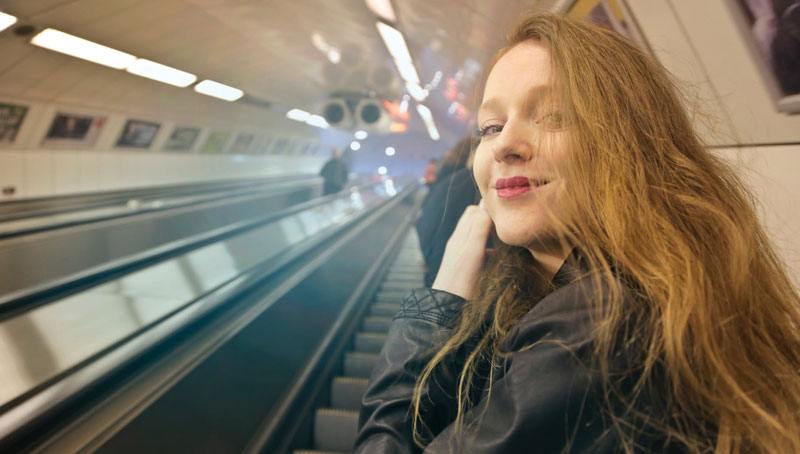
[322,98,353,129]
[355,98,389,131]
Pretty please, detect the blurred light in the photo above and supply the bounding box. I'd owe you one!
[126,58,196,87]
[311,32,341,64]
[385,146,396,156]
[389,122,407,133]
[384,178,397,196]
[350,141,361,151]
[428,70,443,89]
[376,22,412,64]
[306,114,329,129]
[0,12,17,33]
[366,0,397,22]
[395,59,420,85]
[378,166,388,175]
[354,130,368,140]
[287,109,329,129]
[399,95,409,114]
[287,108,310,122]
[194,79,243,101]
[405,82,428,102]
[416,104,440,141]
[31,28,136,70]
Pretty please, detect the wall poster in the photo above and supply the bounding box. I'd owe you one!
[200,131,231,154]
[163,126,201,151]
[567,0,649,50]
[0,103,28,143]
[230,132,255,154]
[42,111,106,148]
[116,119,161,149]
[727,0,800,113]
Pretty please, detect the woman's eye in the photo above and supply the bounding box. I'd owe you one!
[476,124,503,138]
[537,112,567,130]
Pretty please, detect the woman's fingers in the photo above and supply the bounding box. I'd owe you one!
[432,203,494,300]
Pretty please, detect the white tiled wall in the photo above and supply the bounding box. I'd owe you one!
[627,0,800,286]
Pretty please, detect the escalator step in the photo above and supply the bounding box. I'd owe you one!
[344,352,379,378]
[331,376,369,410]
[370,303,401,317]
[380,282,417,291]
[362,316,392,333]
[354,332,388,353]
[294,451,344,454]
[314,408,359,452]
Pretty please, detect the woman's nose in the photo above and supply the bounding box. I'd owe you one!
[492,120,535,164]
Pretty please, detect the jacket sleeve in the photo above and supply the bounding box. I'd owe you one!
[354,288,465,454]
[424,279,618,454]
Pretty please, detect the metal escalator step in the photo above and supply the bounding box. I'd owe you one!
[386,273,424,280]
[314,408,359,452]
[380,281,417,290]
[344,352,379,378]
[294,451,345,454]
[354,332,388,353]
[370,303,401,317]
[331,376,369,410]
[362,316,392,333]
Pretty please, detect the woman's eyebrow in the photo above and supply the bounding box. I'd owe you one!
[479,85,555,118]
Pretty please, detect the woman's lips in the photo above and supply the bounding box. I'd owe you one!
[495,176,534,199]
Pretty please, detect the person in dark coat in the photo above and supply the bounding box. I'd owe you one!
[319,147,349,195]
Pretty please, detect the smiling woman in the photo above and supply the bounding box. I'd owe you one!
[355,12,800,454]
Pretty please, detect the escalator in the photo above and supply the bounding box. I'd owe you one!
[297,233,424,453]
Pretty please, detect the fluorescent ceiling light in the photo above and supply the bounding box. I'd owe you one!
[350,141,361,151]
[366,0,397,22]
[416,103,440,141]
[378,166,388,175]
[194,79,243,101]
[287,108,310,122]
[354,130,368,140]
[306,114,329,129]
[406,82,428,102]
[0,12,17,33]
[385,146,396,156]
[126,58,196,87]
[31,28,136,70]
[376,22,412,63]
[394,59,419,84]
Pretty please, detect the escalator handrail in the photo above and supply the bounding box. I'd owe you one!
[0,174,320,223]
[0,180,402,320]
[0,176,326,241]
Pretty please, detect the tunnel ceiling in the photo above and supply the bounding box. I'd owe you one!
[0,0,561,147]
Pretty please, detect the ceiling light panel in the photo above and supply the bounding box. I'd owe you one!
[126,58,197,87]
[194,79,244,101]
[376,22,412,63]
[416,103,440,141]
[0,12,17,33]
[31,28,137,70]
[366,0,397,22]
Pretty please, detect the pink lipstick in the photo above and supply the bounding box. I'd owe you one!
[495,176,531,199]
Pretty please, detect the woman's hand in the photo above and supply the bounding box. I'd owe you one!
[432,203,494,300]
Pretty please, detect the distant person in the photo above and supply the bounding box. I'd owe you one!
[319,147,348,195]
[416,137,479,286]
[434,137,472,184]
[423,158,438,186]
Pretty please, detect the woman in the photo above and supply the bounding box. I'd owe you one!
[355,13,800,453]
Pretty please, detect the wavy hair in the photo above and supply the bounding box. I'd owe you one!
[411,13,800,453]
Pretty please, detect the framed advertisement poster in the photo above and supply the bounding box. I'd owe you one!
[230,132,255,154]
[42,112,106,148]
[0,103,28,144]
[116,119,160,149]
[163,126,200,151]
[200,131,231,154]
[567,0,649,51]
[726,0,800,114]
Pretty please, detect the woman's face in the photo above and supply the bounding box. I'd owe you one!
[473,41,570,250]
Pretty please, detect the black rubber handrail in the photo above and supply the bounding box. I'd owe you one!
[0,180,400,321]
[0,174,318,222]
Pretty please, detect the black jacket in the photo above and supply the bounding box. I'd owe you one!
[356,258,646,453]
[415,168,480,287]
